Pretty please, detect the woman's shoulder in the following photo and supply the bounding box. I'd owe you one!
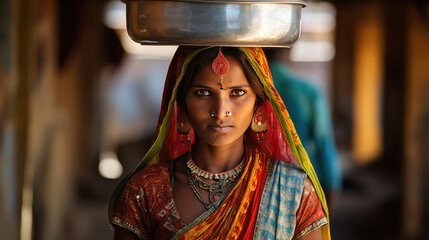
[294,176,328,239]
[127,161,171,188]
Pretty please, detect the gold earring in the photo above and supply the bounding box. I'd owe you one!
[177,109,191,145]
[251,106,267,143]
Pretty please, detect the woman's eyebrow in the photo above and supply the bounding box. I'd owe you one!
[190,84,215,89]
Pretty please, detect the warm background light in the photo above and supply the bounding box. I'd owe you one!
[98,152,123,179]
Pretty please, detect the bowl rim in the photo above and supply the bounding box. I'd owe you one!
[121,0,306,6]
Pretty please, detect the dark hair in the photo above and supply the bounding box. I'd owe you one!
[176,47,266,108]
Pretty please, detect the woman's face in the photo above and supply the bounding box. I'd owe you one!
[185,56,257,147]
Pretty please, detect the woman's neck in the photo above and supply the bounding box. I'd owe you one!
[191,139,246,174]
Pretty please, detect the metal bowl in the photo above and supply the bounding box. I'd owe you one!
[122,0,306,47]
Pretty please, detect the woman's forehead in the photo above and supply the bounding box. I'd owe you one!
[191,57,250,87]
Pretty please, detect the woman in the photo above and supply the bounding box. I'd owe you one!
[108,47,330,240]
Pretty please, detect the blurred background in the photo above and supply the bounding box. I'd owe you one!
[1,0,429,239]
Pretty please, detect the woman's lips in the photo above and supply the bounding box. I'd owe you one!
[208,125,233,133]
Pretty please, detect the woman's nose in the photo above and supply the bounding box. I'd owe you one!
[212,96,229,118]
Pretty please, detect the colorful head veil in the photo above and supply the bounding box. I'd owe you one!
[109,46,330,239]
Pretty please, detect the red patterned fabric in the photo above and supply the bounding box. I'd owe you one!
[295,178,327,237]
[111,149,326,239]
[111,162,184,239]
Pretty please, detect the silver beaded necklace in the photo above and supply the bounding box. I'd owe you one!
[186,151,245,209]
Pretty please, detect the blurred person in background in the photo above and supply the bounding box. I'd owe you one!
[264,48,342,211]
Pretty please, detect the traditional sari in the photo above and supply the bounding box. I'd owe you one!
[109,47,331,240]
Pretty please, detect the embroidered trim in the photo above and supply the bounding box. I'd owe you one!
[294,217,328,240]
[110,216,149,240]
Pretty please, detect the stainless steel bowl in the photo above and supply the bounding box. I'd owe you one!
[122,0,306,46]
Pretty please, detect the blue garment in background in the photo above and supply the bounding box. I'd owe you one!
[269,62,342,191]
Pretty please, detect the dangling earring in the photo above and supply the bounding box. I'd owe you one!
[177,109,191,145]
[212,47,230,91]
[251,106,267,143]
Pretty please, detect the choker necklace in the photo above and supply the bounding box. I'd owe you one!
[186,152,245,209]
[186,153,245,180]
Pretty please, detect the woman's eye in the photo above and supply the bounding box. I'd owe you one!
[195,89,211,96]
[230,89,246,97]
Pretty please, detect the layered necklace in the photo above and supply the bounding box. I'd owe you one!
[186,152,245,209]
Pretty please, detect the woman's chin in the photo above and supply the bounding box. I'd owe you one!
[197,135,245,148]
